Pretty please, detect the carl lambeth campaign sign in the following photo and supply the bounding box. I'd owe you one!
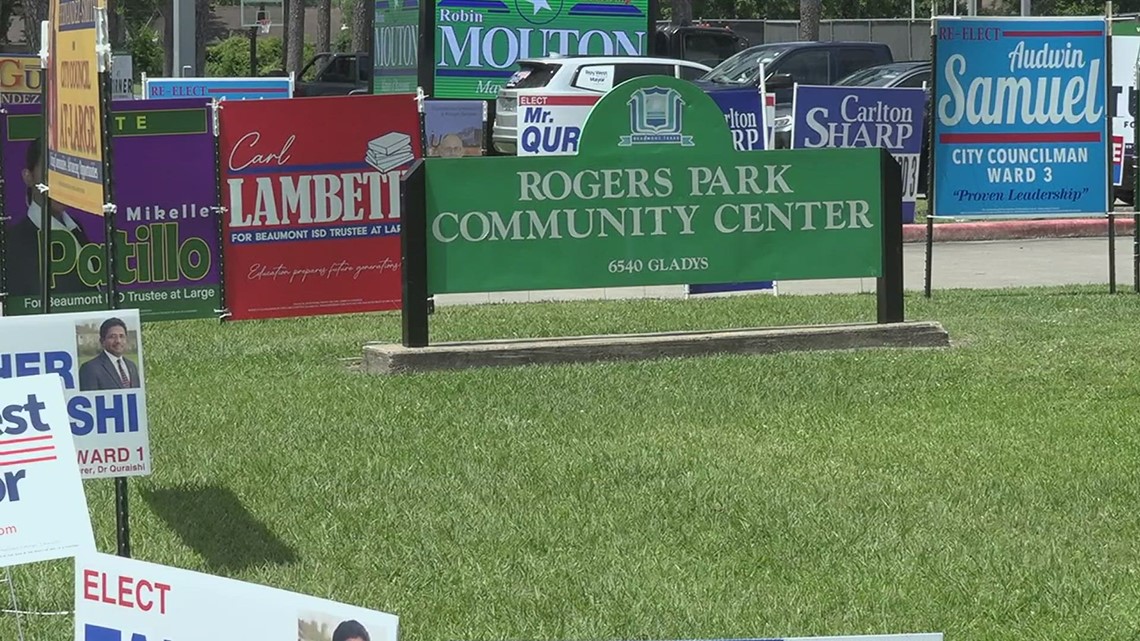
[933,16,1110,217]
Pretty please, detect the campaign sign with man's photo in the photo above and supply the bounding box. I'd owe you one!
[791,84,926,223]
[0,309,150,480]
[424,100,484,157]
[0,374,95,568]
[75,551,399,641]
[0,99,222,320]
[218,94,420,320]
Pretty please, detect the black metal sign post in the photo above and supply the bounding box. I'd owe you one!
[1107,9,1117,294]
[878,149,905,324]
[400,160,429,348]
[924,20,937,299]
[96,9,130,558]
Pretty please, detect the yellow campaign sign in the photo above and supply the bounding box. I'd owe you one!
[47,0,106,215]
[0,55,43,104]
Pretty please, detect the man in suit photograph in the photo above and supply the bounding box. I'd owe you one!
[4,136,97,297]
[78,317,141,391]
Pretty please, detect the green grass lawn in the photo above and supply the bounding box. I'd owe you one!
[6,286,1140,641]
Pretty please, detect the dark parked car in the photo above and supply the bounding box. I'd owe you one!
[695,41,895,147]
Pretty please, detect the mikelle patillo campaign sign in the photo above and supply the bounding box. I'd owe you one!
[0,309,150,480]
[933,16,1110,217]
[218,94,421,320]
[0,374,95,568]
[75,551,399,641]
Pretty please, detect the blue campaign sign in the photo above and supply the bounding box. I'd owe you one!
[706,88,768,151]
[933,17,1110,217]
[790,84,927,224]
[690,87,774,296]
[142,75,294,101]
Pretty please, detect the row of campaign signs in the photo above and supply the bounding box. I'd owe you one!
[0,79,921,321]
[2,347,941,639]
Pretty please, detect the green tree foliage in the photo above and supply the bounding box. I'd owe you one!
[205,34,316,76]
[128,24,164,76]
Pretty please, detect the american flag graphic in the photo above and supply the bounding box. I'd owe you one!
[0,434,57,467]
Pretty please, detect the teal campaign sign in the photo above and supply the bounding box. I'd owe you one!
[422,76,893,294]
[433,0,650,99]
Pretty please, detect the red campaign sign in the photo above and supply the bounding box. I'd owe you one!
[1113,135,1124,163]
[218,94,420,320]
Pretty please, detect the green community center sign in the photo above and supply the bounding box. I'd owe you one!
[421,75,894,294]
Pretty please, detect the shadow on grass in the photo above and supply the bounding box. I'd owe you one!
[141,484,299,571]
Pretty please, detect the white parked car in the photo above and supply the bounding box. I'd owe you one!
[491,55,713,155]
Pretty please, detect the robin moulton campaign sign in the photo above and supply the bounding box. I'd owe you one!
[0,309,150,480]
[0,374,95,568]
[933,16,1110,217]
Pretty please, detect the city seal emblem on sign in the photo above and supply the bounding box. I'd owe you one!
[620,86,694,147]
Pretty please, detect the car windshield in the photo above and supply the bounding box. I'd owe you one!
[700,45,792,84]
[837,65,917,87]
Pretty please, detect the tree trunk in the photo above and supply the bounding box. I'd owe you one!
[350,0,371,53]
[281,0,291,71]
[286,0,305,74]
[194,0,209,76]
[163,0,174,74]
[798,0,821,41]
[317,0,331,52]
[22,0,48,54]
[107,0,127,49]
[671,0,692,26]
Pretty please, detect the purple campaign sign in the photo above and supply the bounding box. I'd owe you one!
[791,85,927,224]
[1,98,221,320]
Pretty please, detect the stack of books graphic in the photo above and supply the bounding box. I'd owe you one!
[366,132,415,172]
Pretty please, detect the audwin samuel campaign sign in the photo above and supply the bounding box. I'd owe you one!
[47,0,108,215]
[0,374,95,568]
[933,16,1110,217]
[792,85,926,223]
[425,76,887,293]
[0,99,222,320]
[219,94,420,320]
[76,551,399,641]
[1,55,43,105]
[0,309,151,480]
[373,0,420,94]
[434,0,650,99]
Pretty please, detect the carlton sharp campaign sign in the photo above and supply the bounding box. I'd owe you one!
[0,309,151,480]
[47,0,108,215]
[219,94,420,320]
[433,0,650,99]
[791,85,926,223]
[0,374,95,568]
[933,16,1110,217]
[0,99,222,320]
[75,551,400,641]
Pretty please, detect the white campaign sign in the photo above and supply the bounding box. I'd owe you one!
[1111,34,1139,187]
[516,94,600,156]
[111,54,134,100]
[75,551,400,641]
[0,374,95,568]
[0,310,150,480]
